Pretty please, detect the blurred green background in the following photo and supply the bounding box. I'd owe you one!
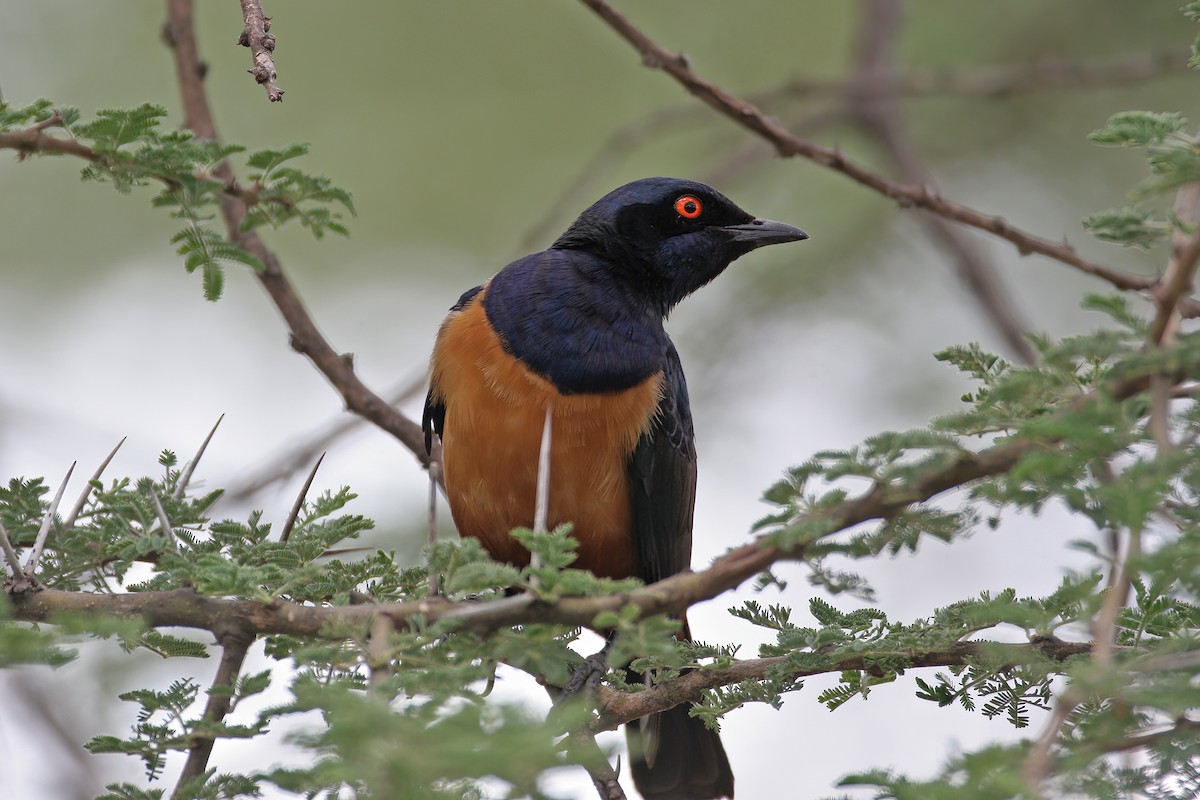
[1,2,1197,798]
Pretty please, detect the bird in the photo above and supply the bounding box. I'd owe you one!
[423,176,807,800]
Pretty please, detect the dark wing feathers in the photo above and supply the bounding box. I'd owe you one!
[629,343,696,585]
[423,285,484,455]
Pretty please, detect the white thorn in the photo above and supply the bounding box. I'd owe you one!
[24,461,75,577]
[64,436,126,532]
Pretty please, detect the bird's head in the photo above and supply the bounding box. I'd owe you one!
[552,177,807,313]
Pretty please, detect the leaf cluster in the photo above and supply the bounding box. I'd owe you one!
[1084,110,1200,249]
[0,99,354,300]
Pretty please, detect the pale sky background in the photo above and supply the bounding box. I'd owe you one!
[1,2,1195,798]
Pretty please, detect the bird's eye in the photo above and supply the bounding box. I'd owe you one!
[674,195,703,219]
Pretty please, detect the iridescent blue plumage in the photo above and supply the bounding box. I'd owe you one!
[484,249,668,394]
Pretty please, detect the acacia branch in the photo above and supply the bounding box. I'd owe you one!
[1149,184,1200,345]
[172,628,254,796]
[162,0,432,469]
[237,1,283,102]
[9,358,1168,640]
[2,416,1072,637]
[577,0,1199,316]
[8,366,1164,639]
[590,638,1094,732]
[0,112,99,162]
[0,116,261,210]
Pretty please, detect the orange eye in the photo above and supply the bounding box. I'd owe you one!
[674,195,703,219]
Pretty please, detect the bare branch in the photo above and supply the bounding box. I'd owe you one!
[529,46,1189,252]
[848,0,1037,364]
[162,0,432,469]
[774,48,1191,103]
[1149,184,1200,345]
[1023,690,1080,796]
[700,108,847,188]
[223,369,429,503]
[569,731,627,800]
[24,462,75,578]
[237,1,283,102]
[63,436,126,532]
[0,112,99,162]
[576,0,1186,310]
[1084,716,1200,757]
[172,629,254,795]
[279,452,324,543]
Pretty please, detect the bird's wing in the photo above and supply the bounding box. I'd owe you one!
[628,342,697,585]
[423,284,484,454]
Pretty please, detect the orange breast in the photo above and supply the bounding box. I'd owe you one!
[429,286,663,579]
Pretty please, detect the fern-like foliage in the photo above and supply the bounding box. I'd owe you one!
[0,99,354,300]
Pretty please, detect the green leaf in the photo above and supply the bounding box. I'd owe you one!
[1083,207,1170,249]
[1088,111,1187,147]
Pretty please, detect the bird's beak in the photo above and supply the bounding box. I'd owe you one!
[718,218,809,248]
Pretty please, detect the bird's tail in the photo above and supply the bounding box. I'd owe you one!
[627,705,733,800]
[626,619,734,800]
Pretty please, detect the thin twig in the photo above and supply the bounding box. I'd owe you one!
[576,0,1184,311]
[237,1,283,102]
[163,0,434,472]
[171,629,254,796]
[0,117,258,205]
[1086,716,1200,757]
[8,671,99,795]
[1148,375,1174,452]
[1149,184,1200,345]
[63,436,126,532]
[23,462,75,578]
[1147,184,1200,453]
[848,0,1036,364]
[367,613,394,692]
[518,103,747,252]
[279,453,324,543]
[529,47,1189,252]
[174,415,223,500]
[569,730,627,800]
[1022,691,1080,796]
[0,112,98,163]
[224,369,430,503]
[700,107,847,189]
[772,48,1191,103]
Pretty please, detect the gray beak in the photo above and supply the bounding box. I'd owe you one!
[718,218,809,248]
